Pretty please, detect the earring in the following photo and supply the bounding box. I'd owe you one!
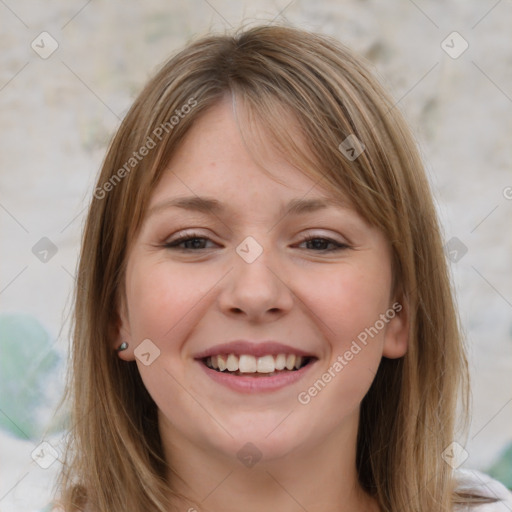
[117,342,128,352]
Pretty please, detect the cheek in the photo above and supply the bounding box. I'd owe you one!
[124,260,210,417]
[295,261,392,415]
[126,259,212,341]
[303,260,392,351]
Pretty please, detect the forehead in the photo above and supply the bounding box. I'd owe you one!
[148,97,350,216]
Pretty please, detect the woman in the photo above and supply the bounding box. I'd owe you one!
[55,24,512,512]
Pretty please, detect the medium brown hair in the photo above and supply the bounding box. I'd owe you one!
[55,23,494,511]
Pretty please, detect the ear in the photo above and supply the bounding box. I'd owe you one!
[382,297,409,359]
[111,293,135,361]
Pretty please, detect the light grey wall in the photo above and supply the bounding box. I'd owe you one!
[1,1,511,510]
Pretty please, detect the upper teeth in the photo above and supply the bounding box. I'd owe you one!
[206,354,304,373]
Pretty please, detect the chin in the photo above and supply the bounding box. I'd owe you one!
[213,417,310,463]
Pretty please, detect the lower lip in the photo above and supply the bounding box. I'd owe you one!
[196,359,316,393]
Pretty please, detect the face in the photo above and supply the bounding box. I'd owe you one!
[116,96,408,467]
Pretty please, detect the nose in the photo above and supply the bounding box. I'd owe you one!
[217,237,294,322]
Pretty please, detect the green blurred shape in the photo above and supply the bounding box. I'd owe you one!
[0,313,62,440]
[487,442,512,490]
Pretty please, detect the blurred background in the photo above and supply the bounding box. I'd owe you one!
[1,1,511,510]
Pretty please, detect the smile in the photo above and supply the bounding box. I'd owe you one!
[197,354,317,393]
[203,353,312,376]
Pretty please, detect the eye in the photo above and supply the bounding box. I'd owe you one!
[163,232,216,251]
[295,234,350,252]
[163,231,350,252]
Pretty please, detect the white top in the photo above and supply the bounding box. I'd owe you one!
[454,469,512,511]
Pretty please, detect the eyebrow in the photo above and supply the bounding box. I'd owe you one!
[147,195,347,218]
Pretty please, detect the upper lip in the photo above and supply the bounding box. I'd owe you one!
[193,340,316,359]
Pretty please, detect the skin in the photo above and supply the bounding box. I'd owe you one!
[115,95,408,512]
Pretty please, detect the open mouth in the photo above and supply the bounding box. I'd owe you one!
[201,354,315,377]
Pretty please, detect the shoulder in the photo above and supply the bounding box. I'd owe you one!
[454,469,512,511]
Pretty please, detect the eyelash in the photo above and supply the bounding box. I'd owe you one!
[163,232,349,252]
